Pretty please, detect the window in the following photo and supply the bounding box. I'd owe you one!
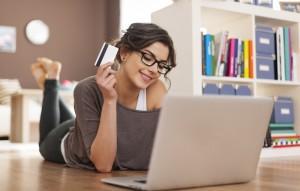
[120,0,173,31]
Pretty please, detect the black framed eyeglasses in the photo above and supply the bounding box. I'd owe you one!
[136,50,172,74]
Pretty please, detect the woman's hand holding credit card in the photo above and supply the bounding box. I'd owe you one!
[95,42,119,101]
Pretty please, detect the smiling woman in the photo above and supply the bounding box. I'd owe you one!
[34,23,177,173]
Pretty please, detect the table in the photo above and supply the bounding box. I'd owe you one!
[10,89,73,143]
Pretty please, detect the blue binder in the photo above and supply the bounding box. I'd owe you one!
[203,83,219,95]
[256,54,275,80]
[256,25,275,56]
[236,85,251,96]
[219,84,235,95]
[271,97,294,124]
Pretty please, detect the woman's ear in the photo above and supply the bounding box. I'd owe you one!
[119,47,129,63]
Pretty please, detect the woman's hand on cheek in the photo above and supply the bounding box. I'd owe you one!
[96,62,118,102]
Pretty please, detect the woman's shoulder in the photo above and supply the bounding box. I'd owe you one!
[147,80,167,110]
[74,76,97,92]
[74,76,103,101]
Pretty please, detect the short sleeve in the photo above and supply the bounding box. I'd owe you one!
[73,77,103,157]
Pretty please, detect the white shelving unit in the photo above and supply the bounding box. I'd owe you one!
[152,0,300,133]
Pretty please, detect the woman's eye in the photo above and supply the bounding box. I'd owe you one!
[143,54,154,61]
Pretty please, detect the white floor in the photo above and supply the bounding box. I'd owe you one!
[260,146,300,158]
[0,140,38,152]
[1,140,300,159]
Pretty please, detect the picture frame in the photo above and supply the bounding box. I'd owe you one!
[0,26,16,53]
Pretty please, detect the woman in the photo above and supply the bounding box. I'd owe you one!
[32,23,176,173]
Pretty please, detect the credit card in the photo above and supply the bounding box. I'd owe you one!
[94,42,119,67]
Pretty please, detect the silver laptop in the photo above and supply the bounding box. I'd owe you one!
[102,95,273,190]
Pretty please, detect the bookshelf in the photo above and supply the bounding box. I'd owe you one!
[152,0,300,133]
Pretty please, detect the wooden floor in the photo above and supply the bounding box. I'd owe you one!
[1,141,300,191]
[0,141,140,191]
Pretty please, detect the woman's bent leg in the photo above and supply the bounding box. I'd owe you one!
[39,79,60,145]
[59,98,75,123]
[39,119,75,163]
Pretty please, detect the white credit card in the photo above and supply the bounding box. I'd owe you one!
[94,42,119,67]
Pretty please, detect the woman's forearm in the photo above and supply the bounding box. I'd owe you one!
[90,100,117,172]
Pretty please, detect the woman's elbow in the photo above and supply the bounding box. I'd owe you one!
[91,156,113,173]
[95,163,113,173]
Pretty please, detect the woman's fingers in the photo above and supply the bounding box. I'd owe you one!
[98,62,113,73]
[95,62,118,99]
[101,74,116,87]
[106,77,117,90]
[96,62,116,81]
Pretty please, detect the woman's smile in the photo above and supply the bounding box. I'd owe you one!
[140,71,153,83]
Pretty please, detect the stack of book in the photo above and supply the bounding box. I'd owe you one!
[267,97,300,148]
[265,123,300,148]
[271,124,300,148]
[202,31,253,78]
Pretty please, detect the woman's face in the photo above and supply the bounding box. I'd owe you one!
[121,42,169,89]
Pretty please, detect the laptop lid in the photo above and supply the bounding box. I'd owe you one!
[102,95,273,190]
[145,95,273,190]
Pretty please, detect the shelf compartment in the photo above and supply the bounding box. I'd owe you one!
[200,7,253,40]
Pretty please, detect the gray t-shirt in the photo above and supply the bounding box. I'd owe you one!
[64,76,160,170]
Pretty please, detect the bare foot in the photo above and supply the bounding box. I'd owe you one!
[31,57,62,88]
[36,57,53,69]
[47,61,62,80]
[31,62,47,89]
[36,57,62,79]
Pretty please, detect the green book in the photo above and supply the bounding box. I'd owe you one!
[271,129,296,136]
[269,123,293,130]
[283,27,290,80]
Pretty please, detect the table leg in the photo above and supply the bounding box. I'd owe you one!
[10,94,31,143]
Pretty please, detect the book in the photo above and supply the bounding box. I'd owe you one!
[227,38,236,77]
[288,27,293,81]
[237,39,243,78]
[292,52,297,81]
[283,27,290,80]
[201,31,205,75]
[278,27,285,80]
[269,123,294,130]
[222,40,230,76]
[240,41,245,77]
[249,40,253,78]
[243,40,249,78]
[276,27,282,80]
[272,135,300,148]
[234,38,239,77]
[271,129,296,137]
[204,34,214,76]
[215,31,229,76]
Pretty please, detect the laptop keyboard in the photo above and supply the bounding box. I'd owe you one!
[134,179,147,184]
